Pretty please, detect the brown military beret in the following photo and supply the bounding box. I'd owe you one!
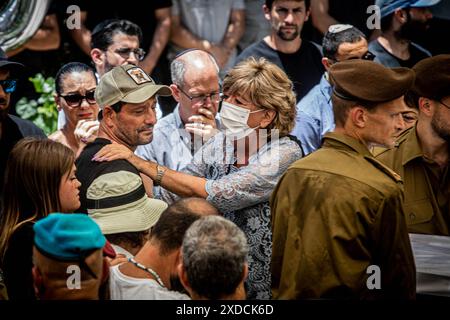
[412,54,450,100]
[329,59,415,103]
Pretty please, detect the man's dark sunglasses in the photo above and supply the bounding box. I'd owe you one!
[59,90,96,107]
[0,79,17,93]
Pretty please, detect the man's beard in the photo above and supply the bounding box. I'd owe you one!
[276,25,300,41]
[396,13,429,41]
[104,60,115,74]
[431,114,450,143]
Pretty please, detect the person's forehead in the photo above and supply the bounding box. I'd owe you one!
[337,38,368,56]
[61,74,96,93]
[272,0,306,9]
[123,97,157,109]
[109,32,140,48]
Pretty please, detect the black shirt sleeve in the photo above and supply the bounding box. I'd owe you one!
[2,222,36,300]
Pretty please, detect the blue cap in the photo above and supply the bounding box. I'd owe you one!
[376,0,441,18]
[34,213,106,261]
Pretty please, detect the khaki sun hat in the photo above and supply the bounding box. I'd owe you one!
[86,171,168,235]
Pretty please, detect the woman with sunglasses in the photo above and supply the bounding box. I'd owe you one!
[94,57,303,299]
[49,62,99,156]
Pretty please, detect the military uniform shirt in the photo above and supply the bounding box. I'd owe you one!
[270,132,416,299]
[375,126,450,235]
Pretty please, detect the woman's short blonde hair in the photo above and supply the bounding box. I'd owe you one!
[222,57,296,136]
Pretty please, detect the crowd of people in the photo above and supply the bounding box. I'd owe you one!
[0,0,449,301]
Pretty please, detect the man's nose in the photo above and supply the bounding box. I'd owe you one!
[127,52,139,65]
[285,11,295,24]
[145,107,157,125]
[396,114,406,132]
[0,83,6,97]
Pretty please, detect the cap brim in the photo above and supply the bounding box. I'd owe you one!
[88,196,167,235]
[121,84,172,104]
[0,60,24,76]
[411,0,441,8]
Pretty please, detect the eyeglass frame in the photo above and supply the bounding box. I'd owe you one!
[439,100,450,110]
[177,85,221,105]
[109,47,146,61]
[0,79,18,93]
[59,89,97,108]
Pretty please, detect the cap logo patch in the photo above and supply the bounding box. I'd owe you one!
[127,67,152,84]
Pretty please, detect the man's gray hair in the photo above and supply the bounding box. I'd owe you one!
[170,50,219,87]
[181,215,248,299]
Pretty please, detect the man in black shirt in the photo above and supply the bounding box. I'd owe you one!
[75,64,171,213]
[0,49,45,203]
[236,0,324,102]
[369,0,440,68]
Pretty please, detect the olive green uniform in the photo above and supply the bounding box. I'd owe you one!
[270,133,416,299]
[375,126,450,235]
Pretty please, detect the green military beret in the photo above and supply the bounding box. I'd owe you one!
[329,59,415,103]
[412,54,450,100]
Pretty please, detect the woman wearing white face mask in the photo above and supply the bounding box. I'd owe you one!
[94,57,303,299]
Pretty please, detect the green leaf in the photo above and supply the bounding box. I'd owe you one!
[16,73,58,135]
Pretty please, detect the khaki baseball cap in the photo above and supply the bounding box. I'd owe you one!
[95,64,172,108]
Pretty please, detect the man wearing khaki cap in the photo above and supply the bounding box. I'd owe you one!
[270,59,416,299]
[376,54,450,236]
[75,64,171,213]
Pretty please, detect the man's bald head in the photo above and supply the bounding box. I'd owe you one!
[170,49,219,88]
[172,197,219,216]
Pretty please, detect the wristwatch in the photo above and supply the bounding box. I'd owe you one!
[154,165,166,186]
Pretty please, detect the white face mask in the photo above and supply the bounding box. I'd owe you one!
[220,101,264,140]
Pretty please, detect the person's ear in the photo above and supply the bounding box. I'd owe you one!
[350,106,367,128]
[322,57,333,70]
[260,110,276,129]
[263,4,271,21]
[32,266,43,298]
[394,8,408,24]
[170,84,181,103]
[177,263,192,295]
[418,97,433,116]
[305,8,311,22]
[241,263,249,282]
[102,106,116,127]
[91,48,105,65]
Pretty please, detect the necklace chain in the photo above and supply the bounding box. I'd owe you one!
[128,258,165,288]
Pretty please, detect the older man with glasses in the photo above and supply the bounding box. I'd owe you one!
[135,49,221,177]
[292,24,376,155]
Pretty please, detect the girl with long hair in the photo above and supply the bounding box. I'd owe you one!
[0,138,81,300]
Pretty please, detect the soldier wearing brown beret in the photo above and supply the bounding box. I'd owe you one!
[271,59,416,299]
[376,54,450,236]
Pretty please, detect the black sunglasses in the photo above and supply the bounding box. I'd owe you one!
[59,90,96,107]
[0,79,17,93]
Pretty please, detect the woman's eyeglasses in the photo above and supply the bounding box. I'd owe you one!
[0,79,17,93]
[59,90,96,107]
